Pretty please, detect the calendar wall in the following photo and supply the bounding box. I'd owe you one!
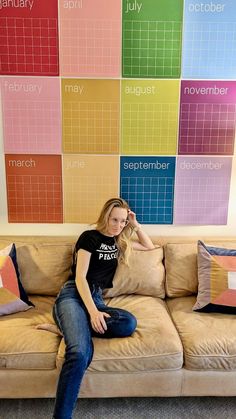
[0,0,236,232]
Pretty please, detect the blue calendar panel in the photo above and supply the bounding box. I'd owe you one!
[182,0,236,79]
[120,156,176,224]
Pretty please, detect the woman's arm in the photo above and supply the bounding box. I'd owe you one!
[128,210,155,250]
[75,249,110,334]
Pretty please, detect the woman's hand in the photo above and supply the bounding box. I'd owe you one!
[127,209,140,229]
[90,310,111,334]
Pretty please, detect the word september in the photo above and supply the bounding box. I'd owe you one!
[123,160,170,171]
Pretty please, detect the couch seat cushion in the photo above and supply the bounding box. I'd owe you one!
[167,296,236,371]
[0,295,60,370]
[57,295,183,372]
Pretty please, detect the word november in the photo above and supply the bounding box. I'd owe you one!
[184,85,228,95]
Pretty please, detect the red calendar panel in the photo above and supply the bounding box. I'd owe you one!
[0,1,59,75]
[5,154,63,223]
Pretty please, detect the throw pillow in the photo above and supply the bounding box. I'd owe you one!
[193,240,236,313]
[103,246,165,298]
[0,243,33,316]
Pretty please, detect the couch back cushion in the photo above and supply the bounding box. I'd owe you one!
[165,240,236,298]
[0,239,74,296]
[103,246,165,298]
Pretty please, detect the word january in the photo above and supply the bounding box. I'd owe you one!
[0,0,34,10]
[125,0,142,13]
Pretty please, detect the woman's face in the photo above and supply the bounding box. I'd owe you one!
[105,207,128,237]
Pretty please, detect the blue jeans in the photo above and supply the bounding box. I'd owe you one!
[52,279,137,419]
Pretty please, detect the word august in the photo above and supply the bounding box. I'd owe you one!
[0,0,34,10]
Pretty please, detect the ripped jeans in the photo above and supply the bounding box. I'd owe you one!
[52,279,137,419]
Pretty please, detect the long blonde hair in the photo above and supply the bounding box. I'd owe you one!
[95,198,133,265]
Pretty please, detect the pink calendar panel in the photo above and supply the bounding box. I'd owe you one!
[0,0,59,76]
[1,77,61,154]
[5,154,63,223]
[59,0,121,77]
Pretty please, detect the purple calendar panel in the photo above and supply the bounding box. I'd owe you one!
[174,156,232,225]
[178,81,236,155]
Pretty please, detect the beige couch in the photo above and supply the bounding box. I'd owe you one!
[1,235,236,399]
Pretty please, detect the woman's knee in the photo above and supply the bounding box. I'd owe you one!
[124,312,137,336]
[65,343,93,368]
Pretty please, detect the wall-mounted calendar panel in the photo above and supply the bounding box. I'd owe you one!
[5,154,63,223]
[0,0,59,76]
[178,81,236,155]
[182,0,236,79]
[122,0,183,78]
[120,156,176,224]
[62,79,120,154]
[59,0,121,77]
[121,79,180,154]
[63,155,119,223]
[174,156,232,225]
[1,77,61,154]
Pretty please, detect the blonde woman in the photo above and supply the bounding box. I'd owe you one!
[52,198,154,419]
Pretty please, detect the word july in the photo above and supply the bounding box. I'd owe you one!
[125,0,142,13]
[0,0,34,10]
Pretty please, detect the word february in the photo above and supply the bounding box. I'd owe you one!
[4,81,42,94]
[0,0,34,10]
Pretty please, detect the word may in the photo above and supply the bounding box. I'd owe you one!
[8,159,36,168]
[63,0,82,9]
[65,85,84,94]
[184,85,228,96]
[180,160,223,170]
[188,2,225,13]
[0,0,34,10]
[4,81,42,94]
[125,0,142,13]
[125,85,156,96]
[123,160,170,171]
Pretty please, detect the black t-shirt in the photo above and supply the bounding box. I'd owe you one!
[71,230,119,290]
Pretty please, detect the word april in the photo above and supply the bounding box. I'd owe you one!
[63,0,82,9]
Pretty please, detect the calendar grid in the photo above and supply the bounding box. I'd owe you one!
[121,176,174,224]
[123,20,182,77]
[63,101,119,154]
[7,174,63,223]
[0,17,59,75]
[60,19,121,76]
[122,102,178,154]
[179,102,236,155]
[3,100,61,154]
[182,21,236,78]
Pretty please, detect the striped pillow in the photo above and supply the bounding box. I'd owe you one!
[0,243,33,316]
[193,240,236,314]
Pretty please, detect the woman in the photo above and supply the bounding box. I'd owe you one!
[52,198,154,419]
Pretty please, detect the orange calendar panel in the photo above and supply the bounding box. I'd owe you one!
[5,154,63,223]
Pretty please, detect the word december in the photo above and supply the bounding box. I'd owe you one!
[123,161,170,171]
[0,0,34,10]
[180,160,223,170]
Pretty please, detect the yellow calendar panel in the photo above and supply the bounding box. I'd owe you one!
[63,155,119,223]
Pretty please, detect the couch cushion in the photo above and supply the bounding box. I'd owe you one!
[0,295,60,370]
[0,243,33,315]
[193,240,236,313]
[167,296,236,371]
[0,240,74,296]
[165,240,236,298]
[103,247,165,298]
[57,295,183,372]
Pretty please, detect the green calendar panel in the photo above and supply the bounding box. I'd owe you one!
[122,0,183,78]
